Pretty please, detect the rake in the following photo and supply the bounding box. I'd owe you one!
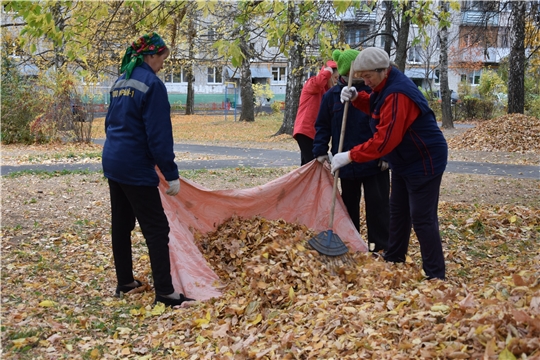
[308,66,355,257]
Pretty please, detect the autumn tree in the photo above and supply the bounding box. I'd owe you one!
[263,1,341,135]
[2,1,190,141]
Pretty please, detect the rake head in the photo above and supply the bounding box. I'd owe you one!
[308,230,349,257]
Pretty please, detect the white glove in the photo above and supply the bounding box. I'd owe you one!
[378,160,389,171]
[166,179,180,196]
[340,86,358,103]
[316,155,329,164]
[331,151,352,174]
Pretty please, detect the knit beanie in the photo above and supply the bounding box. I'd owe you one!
[325,60,337,69]
[332,49,360,76]
[352,47,389,72]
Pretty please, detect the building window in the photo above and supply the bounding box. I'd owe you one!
[434,69,440,84]
[345,26,369,46]
[207,66,222,84]
[163,63,191,83]
[207,27,216,42]
[499,27,510,48]
[407,46,422,64]
[272,67,287,82]
[461,70,482,85]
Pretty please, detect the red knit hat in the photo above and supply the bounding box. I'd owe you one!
[326,60,337,69]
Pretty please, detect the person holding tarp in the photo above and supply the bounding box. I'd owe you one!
[313,49,390,253]
[334,47,448,280]
[102,32,194,307]
[293,60,339,165]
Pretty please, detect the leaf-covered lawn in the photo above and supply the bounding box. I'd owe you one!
[1,173,539,359]
[91,113,294,145]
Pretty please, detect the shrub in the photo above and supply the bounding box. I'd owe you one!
[270,101,283,114]
[1,59,41,144]
[526,95,540,118]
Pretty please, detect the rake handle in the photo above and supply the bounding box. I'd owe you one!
[329,65,354,229]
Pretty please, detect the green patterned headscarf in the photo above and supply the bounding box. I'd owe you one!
[120,32,167,79]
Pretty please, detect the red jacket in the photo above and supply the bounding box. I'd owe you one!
[293,69,333,140]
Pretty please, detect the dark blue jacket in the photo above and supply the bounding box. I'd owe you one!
[313,78,381,179]
[102,62,178,186]
[370,68,448,176]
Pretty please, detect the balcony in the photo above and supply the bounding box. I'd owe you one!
[461,10,499,26]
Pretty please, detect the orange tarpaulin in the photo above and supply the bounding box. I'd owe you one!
[157,160,368,301]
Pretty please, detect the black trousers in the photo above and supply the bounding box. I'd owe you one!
[340,170,390,252]
[383,172,446,280]
[108,179,174,295]
[295,134,315,166]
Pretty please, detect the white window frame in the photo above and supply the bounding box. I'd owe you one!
[207,66,222,84]
[272,66,287,83]
[461,69,482,86]
[407,46,422,64]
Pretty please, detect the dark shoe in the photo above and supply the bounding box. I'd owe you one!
[382,254,405,263]
[115,280,145,297]
[154,293,195,307]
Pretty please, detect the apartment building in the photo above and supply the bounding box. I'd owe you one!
[4,1,523,108]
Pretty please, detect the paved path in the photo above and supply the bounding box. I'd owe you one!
[1,142,538,179]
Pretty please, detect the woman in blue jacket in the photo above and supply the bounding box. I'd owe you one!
[102,32,192,307]
[313,49,390,253]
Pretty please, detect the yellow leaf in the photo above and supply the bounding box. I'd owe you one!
[130,308,141,316]
[430,304,450,313]
[65,344,73,351]
[12,338,28,349]
[194,318,210,327]
[498,348,517,360]
[121,347,130,355]
[116,327,131,335]
[289,286,295,301]
[296,243,305,251]
[90,348,100,359]
[509,215,517,223]
[151,302,166,316]
[39,300,56,307]
[262,252,269,259]
[250,313,263,325]
[196,335,207,344]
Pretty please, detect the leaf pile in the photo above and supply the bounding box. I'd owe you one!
[165,210,538,359]
[447,114,540,153]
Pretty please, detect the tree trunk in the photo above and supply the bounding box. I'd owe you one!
[185,64,195,115]
[394,3,410,72]
[185,13,196,115]
[507,1,526,114]
[439,13,454,129]
[238,25,255,122]
[51,2,66,70]
[275,2,305,136]
[239,56,255,122]
[275,43,304,136]
[384,1,393,53]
